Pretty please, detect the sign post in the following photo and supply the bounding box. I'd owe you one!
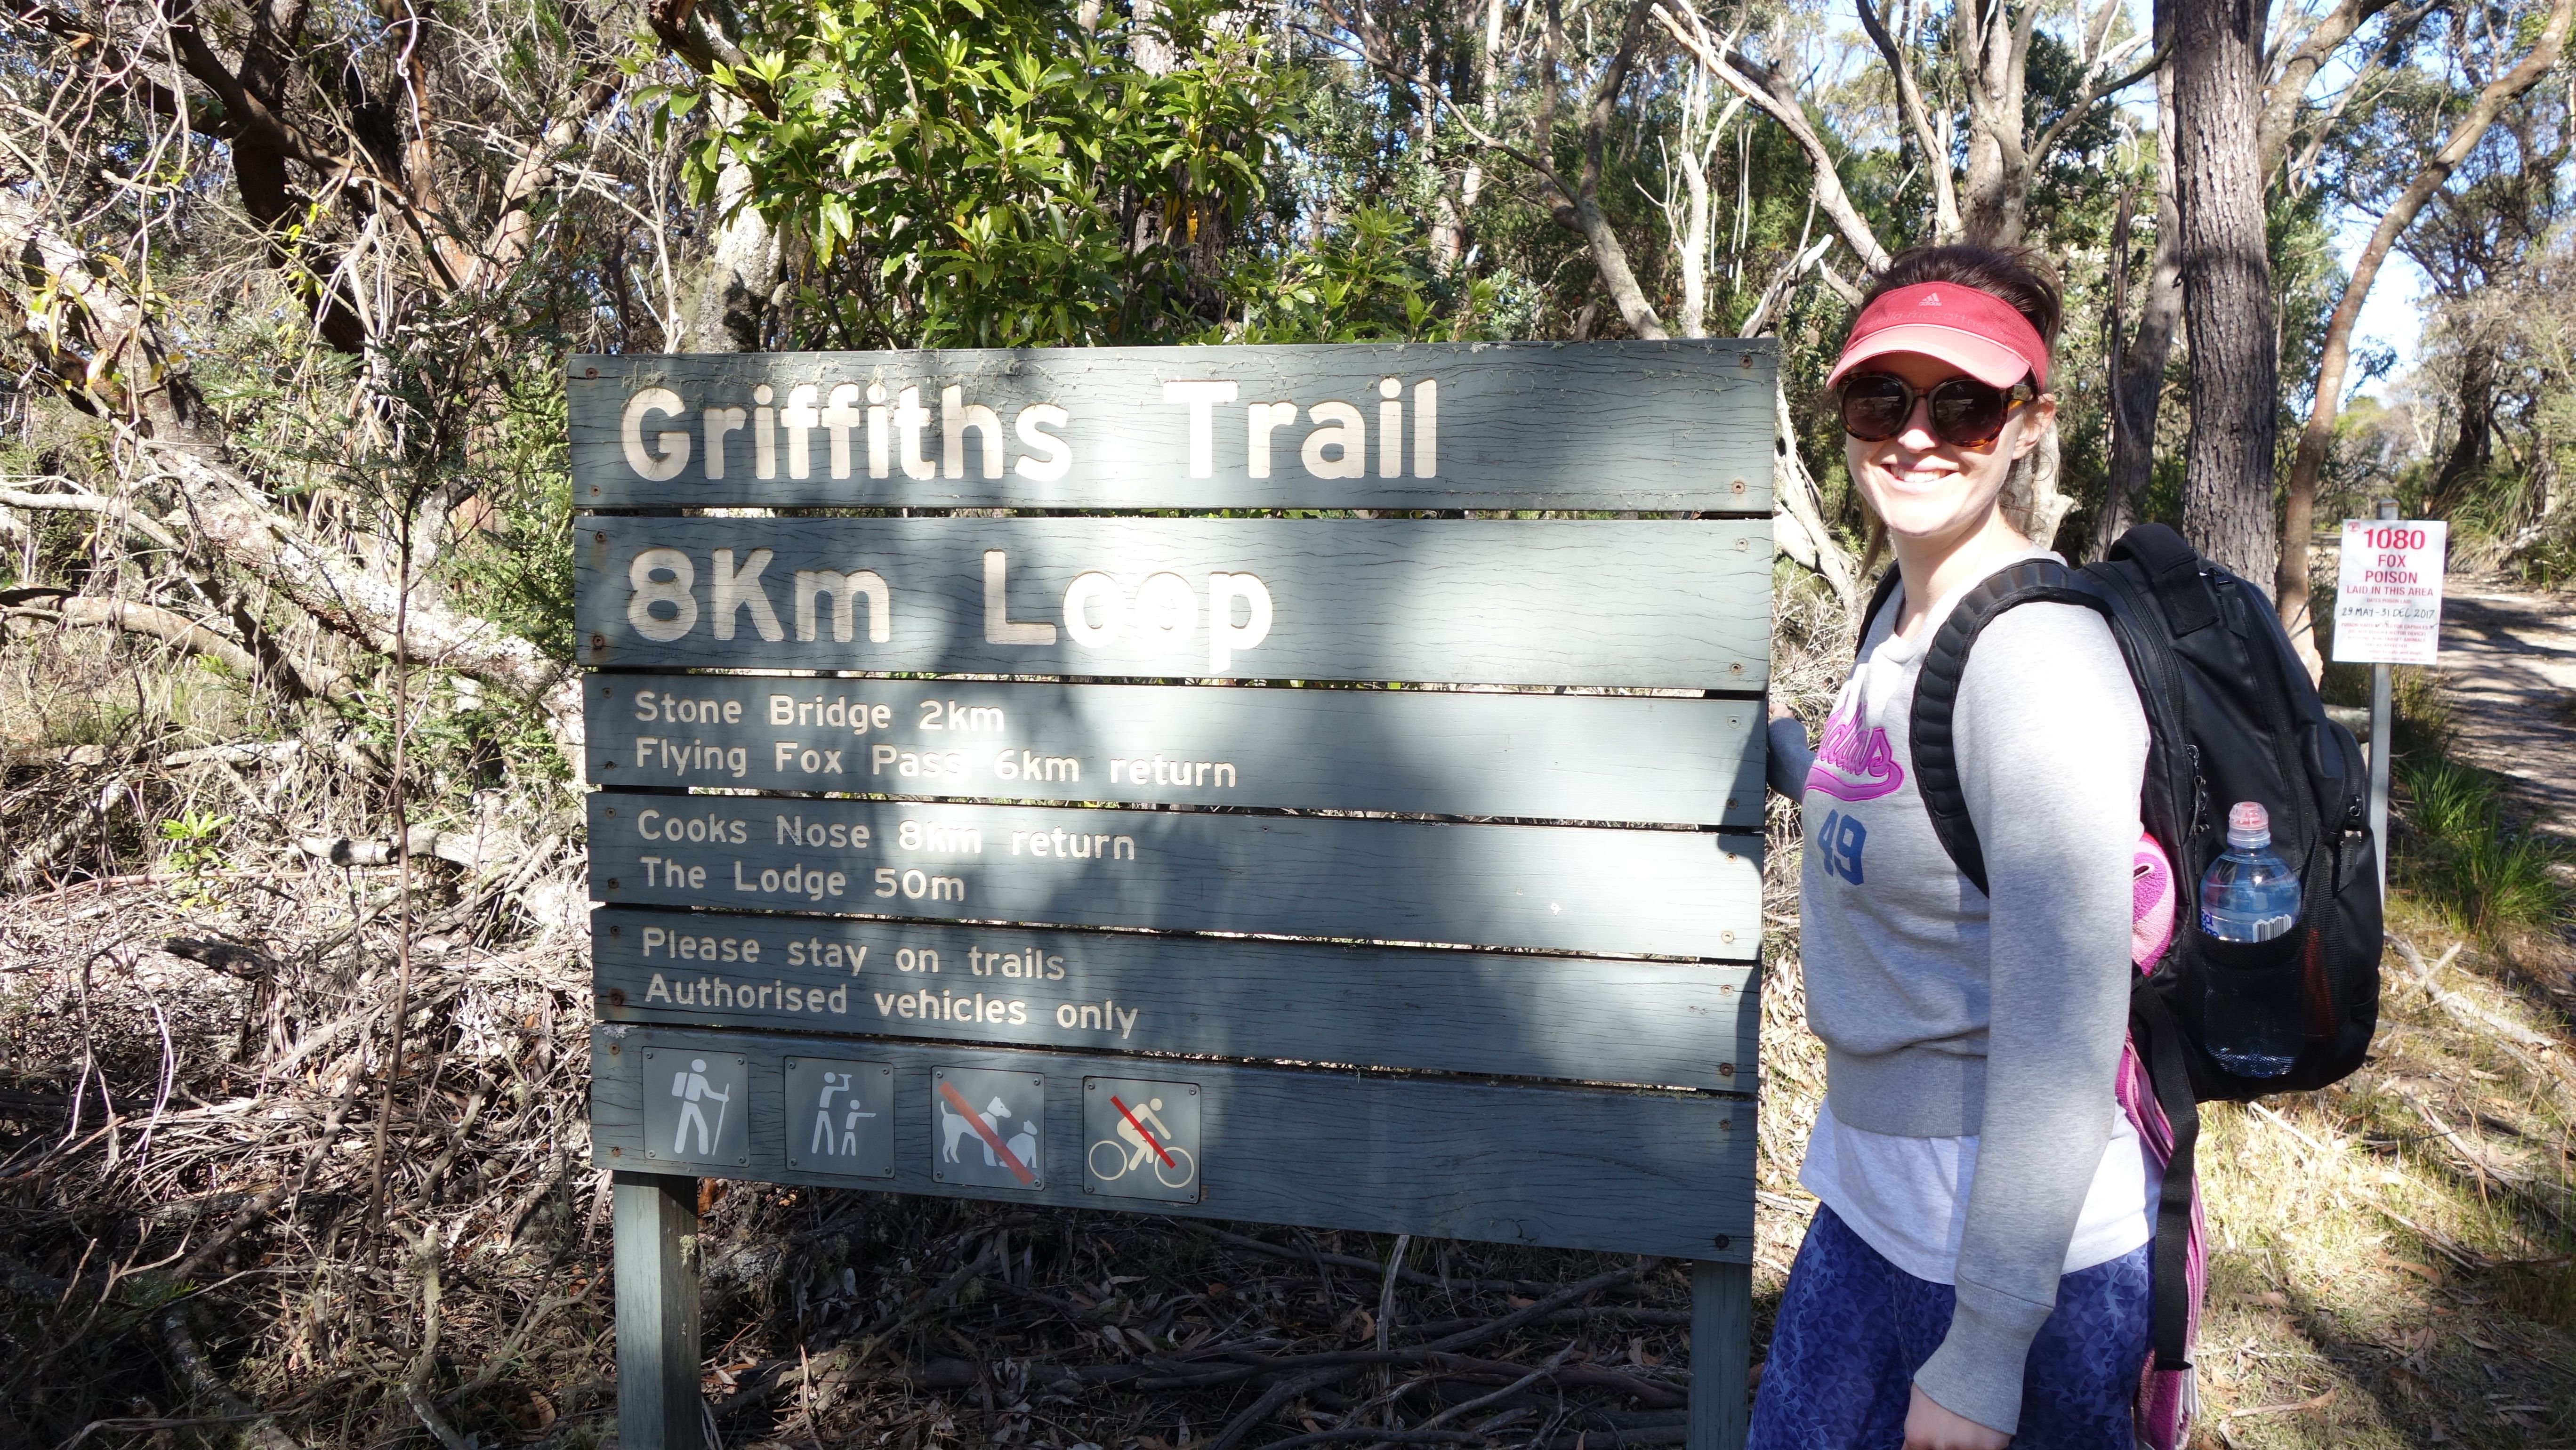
[2333,498,2448,899]
[611,1172,704,1448]
[572,342,1776,1450]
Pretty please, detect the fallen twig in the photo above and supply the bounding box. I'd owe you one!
[404,1229,474,1450]
[1419,1341,1576,1428]
[161,1309,308,1450]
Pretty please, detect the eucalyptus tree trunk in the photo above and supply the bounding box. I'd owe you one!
[2168,0,2279,595]
[676,95,781,354]
[2426,341,2500,516]
[2099,69,2184,556]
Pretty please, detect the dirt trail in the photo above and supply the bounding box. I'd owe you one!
[2433,571,2576,841]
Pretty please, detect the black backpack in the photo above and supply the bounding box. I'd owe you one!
[1856,522,2383,1370]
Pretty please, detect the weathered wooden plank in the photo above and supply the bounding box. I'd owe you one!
[575,516,1773,688]
[592,907,1757,1090]
[570,342,1778,512]
[1687,1261,1753,1450]
[612,1172,705,1449]
[588,1027,1755,1264]
[588,794,1761,960]
[588,675,1763,828]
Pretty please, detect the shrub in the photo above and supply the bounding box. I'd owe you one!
[2393,756,2573,940]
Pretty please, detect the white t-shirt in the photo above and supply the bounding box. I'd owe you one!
[1798,1097,2154,1284]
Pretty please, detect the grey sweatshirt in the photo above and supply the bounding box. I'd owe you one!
[1766,555,2147,1434]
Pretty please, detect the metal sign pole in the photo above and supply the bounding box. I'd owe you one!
[2367,498,2398,901]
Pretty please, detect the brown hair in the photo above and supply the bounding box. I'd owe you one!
[1846,243,2071,568]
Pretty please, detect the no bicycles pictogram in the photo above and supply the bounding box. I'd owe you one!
[1083,1076,1200,1202]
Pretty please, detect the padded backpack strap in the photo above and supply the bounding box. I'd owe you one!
[2108,523,2220,636]
[1909,558,2110,894]
[1854,567,1904,662]
[2133,983,2201,1371]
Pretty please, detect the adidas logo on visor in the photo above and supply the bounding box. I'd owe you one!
[1920,291,1942,306]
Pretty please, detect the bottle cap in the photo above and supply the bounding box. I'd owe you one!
[2227,801,2270,849]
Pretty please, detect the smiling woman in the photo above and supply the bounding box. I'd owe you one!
[1835,262,2072,597]
[1756,246,2164,1450]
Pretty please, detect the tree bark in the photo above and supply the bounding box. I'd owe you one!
[2168,0,2281,594]
[1533,0,1666,339]
[659,8,781,354]
[2100,70,2184,556]
[2273,0,2573,671]
[676,94,782,354]
[2426,340,2499,514]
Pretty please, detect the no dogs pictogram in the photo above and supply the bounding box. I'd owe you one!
[932,1067,1045,1190]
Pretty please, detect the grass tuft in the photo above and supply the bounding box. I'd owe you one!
[2392,756,2574,942]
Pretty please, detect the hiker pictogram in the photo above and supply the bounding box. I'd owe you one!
[640,1048,747,1167]
[671,1057,729,1152]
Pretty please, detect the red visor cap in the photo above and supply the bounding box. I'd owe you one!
[1827,282,2050,391]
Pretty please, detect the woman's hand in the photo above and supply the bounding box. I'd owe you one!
[1767,693,1797,724]
[1902,1386,2009,1450]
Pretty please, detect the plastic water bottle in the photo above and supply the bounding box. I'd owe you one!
[2200,802,2304,1077]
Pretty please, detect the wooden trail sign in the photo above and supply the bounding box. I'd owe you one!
[575,516,1772,685]
[591,674,1768,825]
[578,341,1775,1450]
[572,341,1777,511]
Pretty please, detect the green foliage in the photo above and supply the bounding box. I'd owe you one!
[2393,754,2572,941]
[158,807,233,908]
[664,0,1283,348]
[1215,207,1502,343]
[442,369,577,665]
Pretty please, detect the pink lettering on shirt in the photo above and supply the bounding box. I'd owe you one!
[1804,697,1906,802]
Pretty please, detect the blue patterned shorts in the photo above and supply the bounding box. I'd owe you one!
[1747,1205,2151,1450]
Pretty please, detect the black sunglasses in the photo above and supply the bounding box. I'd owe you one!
[1838,372,2030,449]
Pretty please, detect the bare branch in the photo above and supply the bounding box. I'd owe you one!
[11,597,262,679]
[1856,0,1961,237]
[0,486,183,553]
[1653,5,1891,272]
[2029,38,2171,178]
[2257,0,2403,173]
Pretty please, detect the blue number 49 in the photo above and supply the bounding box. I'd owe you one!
[1815,809,1867,886]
